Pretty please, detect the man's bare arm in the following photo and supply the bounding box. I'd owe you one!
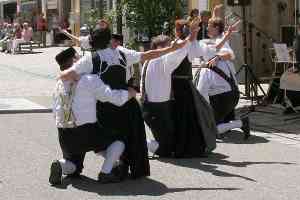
[140,18,202,63]
[215,20,240,50]
[60,29,80,43]
[140,38,188,62]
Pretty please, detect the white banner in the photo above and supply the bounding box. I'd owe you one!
[47,0,57,9]
[198,0,208,11]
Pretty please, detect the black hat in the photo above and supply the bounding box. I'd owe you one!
[90,27,111,50]
[55,47,76,69]
[112,33,123,42]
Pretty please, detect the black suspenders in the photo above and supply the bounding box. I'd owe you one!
[140,60,150,103]
[91,50,127,75]
[210,66,238,91]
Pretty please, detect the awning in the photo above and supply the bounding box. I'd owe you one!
[0,0,17,4]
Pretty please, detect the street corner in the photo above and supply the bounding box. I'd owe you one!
[0,97,52,114]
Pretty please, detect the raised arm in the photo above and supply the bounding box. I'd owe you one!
[140,39,188,63]
[60,29,80,43]
[140,18,200,63]
[215,20,240,50]
[59,54,93,81]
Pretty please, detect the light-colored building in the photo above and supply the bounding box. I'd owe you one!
[187,0,223,12]
[188,0,299,79]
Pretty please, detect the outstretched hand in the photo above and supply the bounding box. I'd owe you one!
[188,17,200,41]
[206,56,219,68]
[190,17,201,33]
[128,87,137,99]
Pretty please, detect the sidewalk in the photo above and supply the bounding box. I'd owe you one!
[0,47,81,113]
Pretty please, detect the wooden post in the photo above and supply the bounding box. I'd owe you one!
[71,0,80,46]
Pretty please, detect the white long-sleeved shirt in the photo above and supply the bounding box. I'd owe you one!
[189,39,217,62]
[71,46,142,80]
[53,74,129,127]
[196,37,238,103]
[141,41,211,102]
[79,36,91,50]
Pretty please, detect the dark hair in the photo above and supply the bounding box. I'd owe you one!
[89,27,112,50]
[151,35,171,50]
[200,10,211,17]
[190,9,199,17]
[208,17,224,34]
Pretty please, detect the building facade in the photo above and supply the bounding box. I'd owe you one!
[187,0,223,12]
[187,0,299,78]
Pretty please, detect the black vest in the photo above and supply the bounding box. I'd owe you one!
[91,50,128,129]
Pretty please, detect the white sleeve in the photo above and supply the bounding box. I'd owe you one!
[161,43,189,73]
[217,39,235,60]
[197,68,211,103]
[118,46,142,66]
[188,40,205,61]
[71,52,93,75]
[79,36,91,50]
[89,76,129,106]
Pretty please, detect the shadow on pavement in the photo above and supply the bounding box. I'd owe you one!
[158,152,294,183]
[237,104,300,135]
[53,176,240,196]
[217,130,270,144]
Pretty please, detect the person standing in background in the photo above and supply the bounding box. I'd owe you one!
[37,13,47,47]
[197,10,211,40]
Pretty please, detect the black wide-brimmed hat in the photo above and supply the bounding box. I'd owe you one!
[55,47,76,67]
[90,27,112,50]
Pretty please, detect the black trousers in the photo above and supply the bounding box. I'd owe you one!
[142,101,175,157]
[276,89,300,107]
[58,122,120,174]
[209,90,240,124]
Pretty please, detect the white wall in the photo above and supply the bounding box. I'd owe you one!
[198,0,208,11]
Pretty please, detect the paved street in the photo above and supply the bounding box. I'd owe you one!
[0,48,300,200]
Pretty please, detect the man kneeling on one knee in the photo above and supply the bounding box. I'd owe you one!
[49,47,136,185]
[196,18,250,140]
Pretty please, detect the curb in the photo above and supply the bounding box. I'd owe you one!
[0,108,52,114]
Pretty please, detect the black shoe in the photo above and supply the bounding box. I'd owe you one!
[241,117,250,140]
[65,172,81,179]
[49,160,62,185]
[216,131,230,139]
[283,107,296,115]
[111,163,129,180]
[98,172,122,184]
[216,133,225,139]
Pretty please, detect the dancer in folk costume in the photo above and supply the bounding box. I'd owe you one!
[50,47,137,185]
[143,18,235,158]
[194,17,250,139]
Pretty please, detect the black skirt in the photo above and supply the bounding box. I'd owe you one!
[97,98,150,178]
[171,57,217,158]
